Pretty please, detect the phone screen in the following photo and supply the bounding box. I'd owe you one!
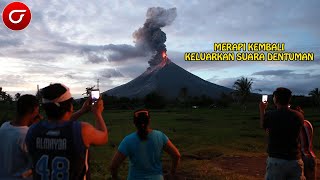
[91,90,100,104]
[262,95,268,102]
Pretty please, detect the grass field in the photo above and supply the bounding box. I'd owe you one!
[1,103,320,179]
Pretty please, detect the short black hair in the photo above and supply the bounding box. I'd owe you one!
[41,83,73,119]
[17,95,39,118]
[273,87,292,105]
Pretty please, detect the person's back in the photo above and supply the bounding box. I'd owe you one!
[300,120,316,158]
[26,83,108,180]
[300,119,316,180]
[260,87,305,179]
[110,109,180,180]
[26,120,88,179]
[119,130,168,179]
[264,108,303,160]
[0,95,40,180]
[0,122,30,179]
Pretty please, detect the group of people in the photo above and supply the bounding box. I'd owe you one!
[260,87,316,180]
[0,83,317,180]
[0,83,181,180]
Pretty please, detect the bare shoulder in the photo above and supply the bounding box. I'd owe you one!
[80,122,95,133]
[80,121,91,127]
[291,109,304,121]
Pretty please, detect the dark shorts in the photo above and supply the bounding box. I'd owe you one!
[302,156,316,180]
[265,157,306,180]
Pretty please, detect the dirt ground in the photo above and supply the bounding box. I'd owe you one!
[212,155,266,179]
[211,155,320,180]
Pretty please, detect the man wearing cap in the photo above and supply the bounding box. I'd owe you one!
[26,83,108,180]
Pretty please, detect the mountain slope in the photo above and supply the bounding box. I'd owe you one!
[105,60,233,99]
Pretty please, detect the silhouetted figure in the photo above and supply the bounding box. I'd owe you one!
[260,87,305,180]
[110,109,181,180]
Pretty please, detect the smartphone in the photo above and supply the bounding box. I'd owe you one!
[262,95,268,102]
[91,90,100,104]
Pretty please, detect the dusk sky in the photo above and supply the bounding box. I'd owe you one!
[0,0,319,98]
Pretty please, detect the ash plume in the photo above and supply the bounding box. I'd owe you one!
[61,7,177,65]
[133,7,177,67]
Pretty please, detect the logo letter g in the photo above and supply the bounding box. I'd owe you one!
[9,10,27,24]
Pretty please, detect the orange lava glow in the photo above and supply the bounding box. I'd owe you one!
[162,51,167,60]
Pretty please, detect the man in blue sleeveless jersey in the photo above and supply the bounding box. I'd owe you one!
[26,83,108,180]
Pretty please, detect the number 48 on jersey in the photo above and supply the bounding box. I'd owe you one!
[36,155,70,180]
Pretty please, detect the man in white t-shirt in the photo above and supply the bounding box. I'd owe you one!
[0,95,40,180]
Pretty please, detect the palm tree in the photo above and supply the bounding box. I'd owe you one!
[181,87,188,99]
[233,77,253,111]
[15,93,21,101]
[309,88,320,107]
[0,91,7,101]
[0,87,3,101]
[5,94,13,103]
[179,87,188,107]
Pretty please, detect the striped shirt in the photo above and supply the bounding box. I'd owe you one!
[300,120,316,158]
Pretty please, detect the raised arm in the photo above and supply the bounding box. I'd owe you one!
[110,151,127,179]
[81,98,108,147]
[163,140,181,175]
[70,98,91,121]
[259,102,268,128]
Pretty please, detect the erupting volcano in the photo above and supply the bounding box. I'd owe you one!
[106,51,232,99]
[105,7,232,99]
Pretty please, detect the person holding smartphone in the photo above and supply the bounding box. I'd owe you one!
[259,87,305,179]
[26,83,108,180]
[109,109,181,180]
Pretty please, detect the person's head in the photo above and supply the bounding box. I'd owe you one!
[16,94,40,126]
[273,87,292,106]
[41,83,74,121]
[133,109,151,140]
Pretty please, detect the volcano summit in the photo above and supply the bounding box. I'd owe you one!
[105,56,232,99]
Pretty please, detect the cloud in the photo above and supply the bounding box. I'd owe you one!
[252,70,293,76]
[99,68,124,78]
[252,72,320,95]
[82,44,148,63]
[212,70,320,95]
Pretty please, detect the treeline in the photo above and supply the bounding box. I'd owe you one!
[75,91,236,110]
[73,92,319,110]
[75,76,320,110]
[0,87,21,103]
[1,80,320,110]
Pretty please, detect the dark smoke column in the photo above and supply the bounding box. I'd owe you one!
[133,7,177,67]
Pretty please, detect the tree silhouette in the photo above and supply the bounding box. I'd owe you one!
[144,92,166,109]
[15,93,21,101]
[178,87,188,107]
[0,89,17,103]
[5,94,13,103]
[309,88,320,107]
[233,77,253,111]
[0,87,10,102]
